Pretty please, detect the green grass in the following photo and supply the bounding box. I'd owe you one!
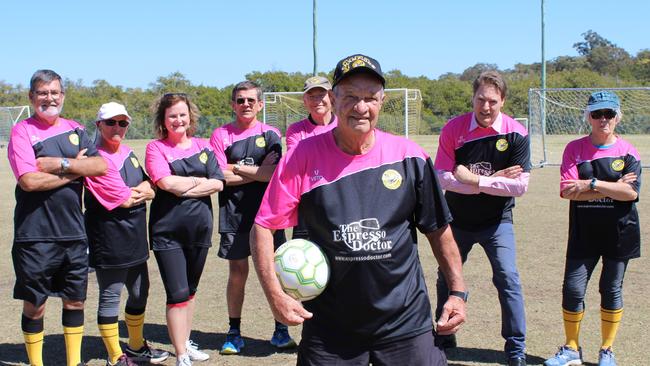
[0,135,648,365]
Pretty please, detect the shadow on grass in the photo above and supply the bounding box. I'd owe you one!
[0,321,297,365]
[445,347,549,365]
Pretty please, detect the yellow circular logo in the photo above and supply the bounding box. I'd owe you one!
[68,134,79,146]
[199,152,208,164]
[496,138,508,152]
[611,159,625,172]
[255,137,266,148]
[130,157,140,168]
[382,169,402,190]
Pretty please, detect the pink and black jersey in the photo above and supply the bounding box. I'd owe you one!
[256,129,452,343]
[435,112,530,229]
[84,145,150,269]
[209,122,282,233]
[560,136,641,260]
[145,138,224,250]
[285,115,338,151]
[8,117,100,242]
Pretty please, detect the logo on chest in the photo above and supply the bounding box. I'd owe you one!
[68,133,80,146]
[611,159,624,172]
[381,169,402,190]
[332,218,392,252]
[130,157,140,168]
[310,169,323,182]
[495,138,508,152]
[199,152,208,164]
[255,137,266,148]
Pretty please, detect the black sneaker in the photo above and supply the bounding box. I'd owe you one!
[434,333,457,349]
[125,340,170,364]
[106,354,137,366]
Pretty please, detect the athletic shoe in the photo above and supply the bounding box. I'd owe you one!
[220,330,245,355]
[598,348,617,366]
[176,354,192,366]
[544,346,583,366]
[508,357,527,366]
[434,334,457,349]
[186,339,210,361]
[125,340,170,364]
[270,327,297,349]
[107,354,137,366]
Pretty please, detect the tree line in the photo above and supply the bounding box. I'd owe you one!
[2,30,649,137]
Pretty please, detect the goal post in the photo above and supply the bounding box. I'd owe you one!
[0,105,31,147]
[262,88,422,138]
[528,87,650,167]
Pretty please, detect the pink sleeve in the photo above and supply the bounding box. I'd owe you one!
[436,170,480,194]
[7,124,38,180]
[433,127,457,171]
[478,173,530,197]
[84,157,132,211]
[209,129,228,169]
[255,153,302,229]
[285,125,300,152]
[145,141,172,183]
[560,143,579,193]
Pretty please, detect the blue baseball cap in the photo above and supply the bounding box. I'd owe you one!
[587,91,620,111]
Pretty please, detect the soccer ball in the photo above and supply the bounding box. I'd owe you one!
[274,239,330,301]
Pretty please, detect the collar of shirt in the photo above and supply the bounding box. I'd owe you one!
[469,112,503,133]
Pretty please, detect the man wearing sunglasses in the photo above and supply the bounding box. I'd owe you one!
[209,81,293,355]
[7,69,108,366]
[433,70,531,366]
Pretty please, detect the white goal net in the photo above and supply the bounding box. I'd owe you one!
[263,89,422,137]
[0,106,30,147]
[528,87,650,167]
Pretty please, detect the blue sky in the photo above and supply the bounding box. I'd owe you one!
[2,0,648,89]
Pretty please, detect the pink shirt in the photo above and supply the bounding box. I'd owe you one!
[285,115,338,151]
[145,137,213,183]
[84,145,136,211]
[209,121,282,169]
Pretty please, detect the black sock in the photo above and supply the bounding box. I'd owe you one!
[229,317,241,332]
[275,320,287,331]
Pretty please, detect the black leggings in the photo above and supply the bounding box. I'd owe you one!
[154,247,209,305]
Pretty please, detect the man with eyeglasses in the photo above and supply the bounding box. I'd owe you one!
[433,70,530,366]
[7,69,108,366]
[285,76,338,240]
[209,80,294,355]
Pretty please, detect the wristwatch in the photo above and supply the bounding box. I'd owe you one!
[449,290,469,302]
[590,177,597,191]
[60,158,71,174]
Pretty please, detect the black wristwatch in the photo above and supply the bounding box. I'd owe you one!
[449,290,469,302]
[590,177,597,191]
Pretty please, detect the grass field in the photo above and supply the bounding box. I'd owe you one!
[0,135,648,366]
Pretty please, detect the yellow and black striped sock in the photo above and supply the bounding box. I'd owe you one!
[125,310,145,351]
[63,309,84,366]
[99,322,122,364]
[601,307,623,350]
[562,308,584,350]
[22,314,44,366]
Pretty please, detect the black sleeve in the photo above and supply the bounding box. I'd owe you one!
[77,127,101,157]
[415,157,453,233]
[206,148,225,181]
[267,131,283,160]
[511,134,531,172]
[624,153,642,201]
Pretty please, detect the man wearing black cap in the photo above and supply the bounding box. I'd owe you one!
[250,54,467,365]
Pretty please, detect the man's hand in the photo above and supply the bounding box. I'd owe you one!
[618,172,637,184]
[269,290,313,326]
[560,179,590,199]
[491,165,522,179]
[262,151,279,166]
[36,148,89,174]
[453,164,479,186]
[435,295,466,335]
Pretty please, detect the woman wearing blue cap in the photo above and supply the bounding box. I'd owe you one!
[544,91,642,366]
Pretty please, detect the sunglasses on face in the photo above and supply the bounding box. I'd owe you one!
[235,97,257,105]
[103,119,129,127]
[590,109,617,120]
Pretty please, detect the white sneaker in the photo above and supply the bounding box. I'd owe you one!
[176,354,192,366]
[186,340,210,361]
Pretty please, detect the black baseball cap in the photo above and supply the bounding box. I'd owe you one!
[332,54,385,88]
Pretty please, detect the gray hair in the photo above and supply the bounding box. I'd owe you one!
[30,69,63,94]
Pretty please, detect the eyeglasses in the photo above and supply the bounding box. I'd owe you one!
[103,119,130,127]
[235,97,257,105]
[34,90,64,99]
[590,109,617,120]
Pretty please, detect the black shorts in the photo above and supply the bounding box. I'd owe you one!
[12,240,89,306]
[218,230,286,260]
[297,329,447,366]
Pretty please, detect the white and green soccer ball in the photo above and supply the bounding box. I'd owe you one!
[274,239,330,301]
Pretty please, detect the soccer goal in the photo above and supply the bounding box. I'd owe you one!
[262,89,422,138]
[528,87,650,167]
[0,105,30,147]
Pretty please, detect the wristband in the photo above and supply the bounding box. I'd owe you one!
[449,290,469,302]
[590,177,597,191]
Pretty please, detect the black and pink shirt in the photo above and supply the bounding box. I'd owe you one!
[8,117,99,242]
[145,138,224,250]
[285,115,338,151]
[256,129,452,343]
[560,136,641,259]
[435,112,531,230]
[210,122,282,233]
[84,144,149,268]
